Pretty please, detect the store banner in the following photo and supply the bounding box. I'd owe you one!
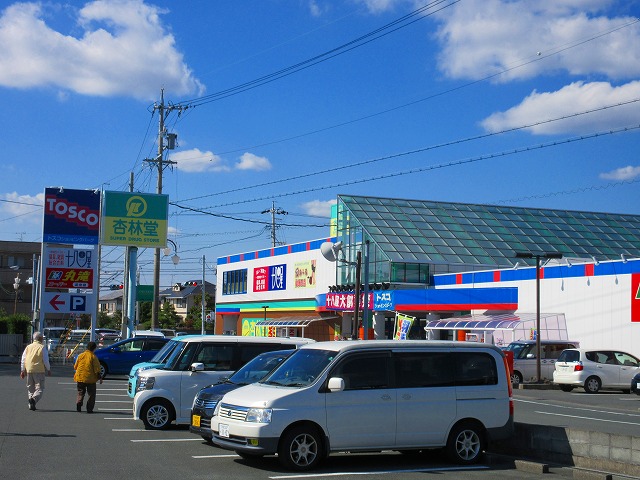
[43,246,96,289]
[43,188,101,245]
[294,260,316,288]
[253,264,287,292]
[101,191,168,247]
[632,273,640,322]
[394,313,415,340]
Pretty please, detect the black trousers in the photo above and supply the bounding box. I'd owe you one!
[76,382,97,412]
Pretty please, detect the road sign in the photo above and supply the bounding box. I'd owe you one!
[42,292,96,314]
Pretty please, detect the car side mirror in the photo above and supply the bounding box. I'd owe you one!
[526,353,535,359]
[327,377,345,392]
[190,362,205,372]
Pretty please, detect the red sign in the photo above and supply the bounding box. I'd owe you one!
[45,268,94,289]
[254,267,268,292]
[632,274,640,322]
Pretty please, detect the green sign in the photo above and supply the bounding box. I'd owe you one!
[101,191,168,247]
[137,285,154,302]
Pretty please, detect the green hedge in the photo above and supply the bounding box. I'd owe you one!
[0,314,32,341]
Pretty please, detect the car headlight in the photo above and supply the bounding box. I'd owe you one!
[246,408,272,423]
[137,376,155,391]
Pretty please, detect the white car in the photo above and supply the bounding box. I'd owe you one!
[553,348,640,393]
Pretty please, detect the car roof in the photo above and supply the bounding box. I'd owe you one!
[170,335,315,345]
[299,339,503,354]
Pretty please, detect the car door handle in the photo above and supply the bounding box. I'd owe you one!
[381,394,392,401]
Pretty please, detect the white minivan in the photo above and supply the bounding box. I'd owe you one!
[133,335,314,430]
[210,340,514,471]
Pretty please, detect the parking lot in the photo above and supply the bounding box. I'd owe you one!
[1,362,635,480]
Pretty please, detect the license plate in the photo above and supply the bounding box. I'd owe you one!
[191,415,201,428]
[219,423,229,438]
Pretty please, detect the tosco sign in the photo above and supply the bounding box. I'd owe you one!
[43,188,101,245]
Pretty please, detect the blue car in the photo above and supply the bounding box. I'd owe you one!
[94,336,170,378]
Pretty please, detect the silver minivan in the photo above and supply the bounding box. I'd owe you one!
[210,340,513,471]
[504,340,579,385]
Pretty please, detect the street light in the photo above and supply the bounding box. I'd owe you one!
[514,251,563,383]
[13,272,21,315]
[163,239,180,265]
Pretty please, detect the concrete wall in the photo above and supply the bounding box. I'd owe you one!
[491,422,640,477]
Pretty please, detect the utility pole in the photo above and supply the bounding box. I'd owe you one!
[261,201,287,248]
[145,89,179,330]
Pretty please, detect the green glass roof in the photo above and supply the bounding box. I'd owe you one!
[337,195,640,268]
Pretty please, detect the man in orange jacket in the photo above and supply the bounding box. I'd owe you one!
[73,341,103,413]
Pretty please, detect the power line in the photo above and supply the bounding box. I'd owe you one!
[176,97,640,204]
[200,124,640,209]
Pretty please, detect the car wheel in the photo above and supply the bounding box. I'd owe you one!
[560,385,574,392]
[99,362,107,379]
[141,399,173,430]
[446,421,485,465]
[510,371,523,386]
[277,425,322,471]
[583,376,602,393]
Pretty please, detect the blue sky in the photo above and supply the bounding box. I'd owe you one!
[1,0,639,289]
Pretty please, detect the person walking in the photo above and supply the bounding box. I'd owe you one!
[73,341,103,413]
[20,331,52,411]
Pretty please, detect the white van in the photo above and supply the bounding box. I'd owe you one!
[133,335,315,430]
[504,340,580,385]
[209,340,513,471]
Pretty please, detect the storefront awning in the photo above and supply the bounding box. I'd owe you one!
[255,315,338,328]
[424,312,569,344]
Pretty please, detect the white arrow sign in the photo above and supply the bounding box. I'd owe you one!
[42,292,95,314]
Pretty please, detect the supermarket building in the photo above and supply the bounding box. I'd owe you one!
[214,195,640,351]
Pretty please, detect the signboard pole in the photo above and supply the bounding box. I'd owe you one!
[127,247,138,337]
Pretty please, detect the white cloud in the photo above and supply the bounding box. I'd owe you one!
[301,199,336,217]
[599,165,640,181]
[481,81,640,134]
[0,1,204,100]
[235,153,272,171]
[434,0,640,82]
[171,149,229,173]
[0,192,44,223]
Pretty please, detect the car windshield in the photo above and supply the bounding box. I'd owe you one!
[261,349,336,388]
[505,342,534,359]
[161,341,193,370]
[149,339,180,363]
[228,351,293,385]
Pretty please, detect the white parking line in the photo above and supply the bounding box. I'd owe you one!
[130,438,202,442]
[268,465,488,479]
[103,417,136,420]
[96,400,132,403]
[516,398,640,417]
[98,408,131,411]
[112,429,148,432]
[535,410,640,426]
[193,454,239,459]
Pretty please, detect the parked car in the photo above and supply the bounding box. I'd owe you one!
[133,336,315,430]
[94,336,170,378]
[503,340,580,385]
[127,337,186,397]
[631,371,640,395]
[190,349,294,442]
[553,348,640,393]
[210,340,513,471]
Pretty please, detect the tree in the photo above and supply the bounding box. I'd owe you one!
[183,293,215,332]
[158,301,180,329]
